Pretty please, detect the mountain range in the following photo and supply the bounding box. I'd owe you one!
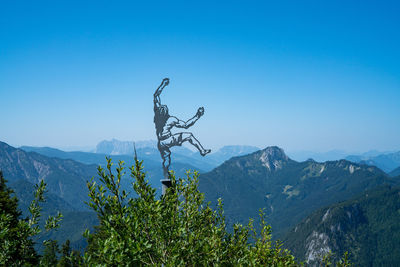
[199,147,397,238]
[2,140,400,263]
[26,138,400,175]
[22,139,260,172]
[18,145,213,197]
[2,141,220,251]
[0,142,97,211]
[1,141,261,251]
[95,138,261,168]
[287,150,352,162]
[95,139,158,155]
[20,145,213,173]
[93,139,400,174]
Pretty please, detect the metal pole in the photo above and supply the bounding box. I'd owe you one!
[161,178,171,196]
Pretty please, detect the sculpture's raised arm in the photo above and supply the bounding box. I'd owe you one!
[154,78,169,106]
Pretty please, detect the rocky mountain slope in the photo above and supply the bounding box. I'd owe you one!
[283,185,400,265]
[0,141,97,210]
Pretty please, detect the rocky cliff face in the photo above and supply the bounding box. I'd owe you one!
[258,146,289,171]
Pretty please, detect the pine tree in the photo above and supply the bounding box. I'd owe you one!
[0,171,38,265]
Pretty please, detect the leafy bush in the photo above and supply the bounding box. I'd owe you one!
[84,157,297,266]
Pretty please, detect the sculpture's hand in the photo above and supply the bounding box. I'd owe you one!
[162,78,169,86]
[155,78,170,98]
[196,107,205,117]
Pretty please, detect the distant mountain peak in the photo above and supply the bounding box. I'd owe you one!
[260,146,287,155]
[258,146,289,171]
[95,139,157,155]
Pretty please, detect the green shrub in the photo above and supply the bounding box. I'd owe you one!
[84,157,297,266]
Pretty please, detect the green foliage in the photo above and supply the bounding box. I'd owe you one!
[319,251,351,267]
[84,157,297,266]
[0,170,63,266]
[9,178,94,253]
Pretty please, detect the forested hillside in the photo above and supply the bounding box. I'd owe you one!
[284,185,400,265]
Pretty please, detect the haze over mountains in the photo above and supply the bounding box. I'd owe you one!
[2,139,400,264]
[24,138,400,174]
[94,138,261,168]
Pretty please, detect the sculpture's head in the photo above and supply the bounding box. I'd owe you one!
[159,105,169,117]
[155,104,169,127]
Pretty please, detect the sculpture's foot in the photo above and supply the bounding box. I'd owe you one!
[200,149,211,156]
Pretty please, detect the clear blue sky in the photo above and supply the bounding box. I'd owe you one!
[1,0,399,152]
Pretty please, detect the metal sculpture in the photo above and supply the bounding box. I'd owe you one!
[154,78,211,194]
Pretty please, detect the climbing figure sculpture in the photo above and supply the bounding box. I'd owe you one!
[154,78,211,183]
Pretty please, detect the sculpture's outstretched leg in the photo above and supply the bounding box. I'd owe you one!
[179,133,211,156]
